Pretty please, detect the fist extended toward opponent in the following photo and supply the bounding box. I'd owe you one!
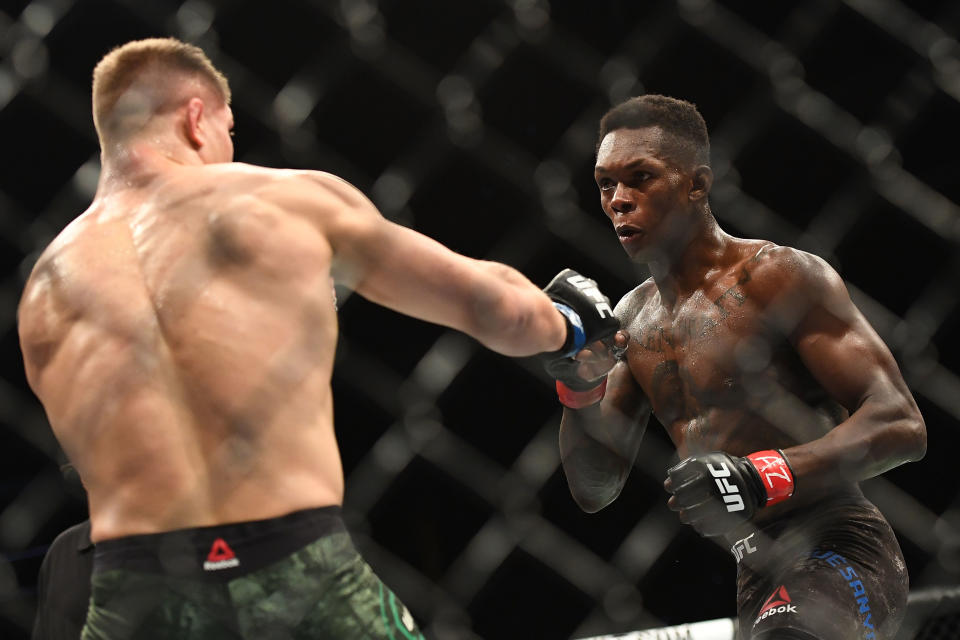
[540,269,621,407]
[665,450,795,537]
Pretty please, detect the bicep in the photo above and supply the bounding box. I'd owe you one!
[300,171,563,354]
[300,173,481,325]
[789,274,910,412]
[333,210,504,329]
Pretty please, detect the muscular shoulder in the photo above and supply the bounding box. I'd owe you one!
[241,164,368,209]
[19,256,52,327]
[19,212,92,327]
[741,244,843,300]
[178,163,380,252]
[738,243,850,333]
[18,252,69,387]
[175,163,371,216]
[613,277,656,323]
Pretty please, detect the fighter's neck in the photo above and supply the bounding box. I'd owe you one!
[647,217,734,307]
[96,139,198,195]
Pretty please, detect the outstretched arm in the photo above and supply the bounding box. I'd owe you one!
[559,337,652,512]
[300,170,568,356]
[555,288,652,512]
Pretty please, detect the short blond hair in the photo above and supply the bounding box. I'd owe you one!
[92,38,231,146]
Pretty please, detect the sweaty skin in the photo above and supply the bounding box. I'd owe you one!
[559,126,925,524]
[18,94,567,543]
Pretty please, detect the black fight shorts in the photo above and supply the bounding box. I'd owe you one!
[729,491,908,640]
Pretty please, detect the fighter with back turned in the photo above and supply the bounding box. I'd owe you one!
[18,38,618,639]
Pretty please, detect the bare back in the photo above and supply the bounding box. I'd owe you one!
[19,164,345,541]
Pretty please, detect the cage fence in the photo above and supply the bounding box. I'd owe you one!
[0,0,959,639]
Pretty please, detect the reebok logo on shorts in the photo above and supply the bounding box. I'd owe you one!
[755,585,797,625]
[203,537,240,571]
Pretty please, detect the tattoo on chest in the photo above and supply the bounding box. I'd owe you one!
[637,317,720,353]
[713,265,751,318]
[636,261,759,353]
[651,360,699,419]
[713,250,767,319]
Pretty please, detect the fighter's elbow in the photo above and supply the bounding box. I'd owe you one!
[467,272,548,356]
[901,407,927,462]
[564,467,628,513]
[880,398,927,464]
[570,486,618,513]
[468,293,529,354]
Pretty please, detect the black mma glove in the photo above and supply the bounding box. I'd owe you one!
[665,450,795,538]
[540,269,620,408]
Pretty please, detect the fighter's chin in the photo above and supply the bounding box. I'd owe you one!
[621,244,651,263]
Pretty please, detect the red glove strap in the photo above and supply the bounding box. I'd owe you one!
[556,379,607,409]
[746,449,795,506]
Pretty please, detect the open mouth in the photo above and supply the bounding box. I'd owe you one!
[616,225,643,239]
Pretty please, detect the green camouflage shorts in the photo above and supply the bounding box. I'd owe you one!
[81,529,425,640]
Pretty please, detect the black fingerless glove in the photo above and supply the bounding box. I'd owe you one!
[666,450,795,538]
[540,269,620,406]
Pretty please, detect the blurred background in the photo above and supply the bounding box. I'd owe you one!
[1,0,959,638]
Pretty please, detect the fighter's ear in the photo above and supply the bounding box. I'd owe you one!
[184,97,205,150]
[689,165,713,201]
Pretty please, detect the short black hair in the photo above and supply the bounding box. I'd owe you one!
[597,95,710,166]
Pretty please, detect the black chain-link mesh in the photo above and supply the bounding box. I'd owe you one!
[1,1,959,638]
[916,614,960,640]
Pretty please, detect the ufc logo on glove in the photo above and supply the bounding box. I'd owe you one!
[565,274,614,319]
[666,449,795,538]
[707,461,746,512]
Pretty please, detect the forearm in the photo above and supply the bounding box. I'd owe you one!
[466,261,567,357]
[559,395,649,512]
[560,406,631,512]
[783,393,925,497]
[342,218,566,356]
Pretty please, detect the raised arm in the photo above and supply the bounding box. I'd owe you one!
[558,341,652,512]
[293,170,567,356]
[774,250,926,496]
[555,290,653,512]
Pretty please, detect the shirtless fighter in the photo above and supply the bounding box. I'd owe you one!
[548,95,926,639]
[17,38,618,639]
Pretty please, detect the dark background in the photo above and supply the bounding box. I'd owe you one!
[1,0,959,638]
